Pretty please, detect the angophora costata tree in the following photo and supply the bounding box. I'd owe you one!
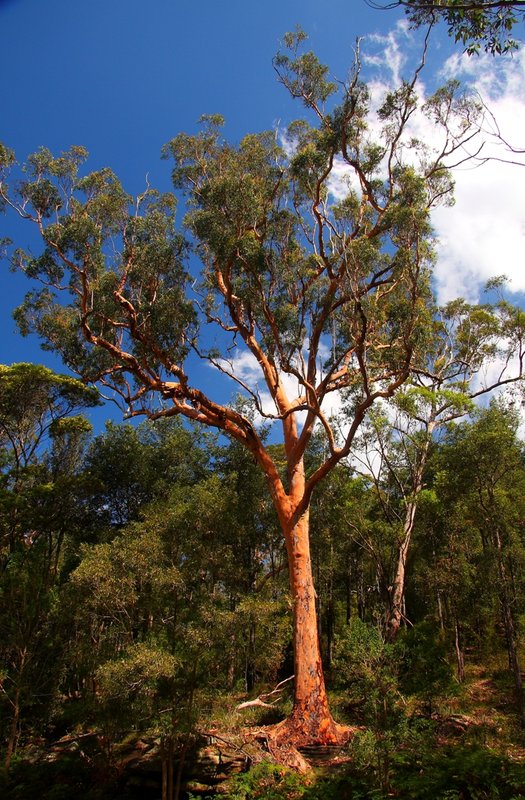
[0,33,485,746]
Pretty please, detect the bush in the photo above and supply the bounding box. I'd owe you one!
[399,620,456,715]
[332,618,401,729]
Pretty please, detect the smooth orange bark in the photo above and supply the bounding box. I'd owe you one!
[278,508,341,743]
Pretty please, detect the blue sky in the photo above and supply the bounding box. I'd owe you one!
[1,0,524,431]
[0,1,403,368]
[0,0,406,190]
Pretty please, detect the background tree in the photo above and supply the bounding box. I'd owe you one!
[434,402,525,723]
[413,457,489,682]
[352,293,525,640]
[215,436,287,692]
[0,363,99,559]
[67,453,291,798]
[83,417,211,531]
[0,364,98,770]
[0,35,488,747]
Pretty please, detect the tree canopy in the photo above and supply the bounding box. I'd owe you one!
[368,1,525,53]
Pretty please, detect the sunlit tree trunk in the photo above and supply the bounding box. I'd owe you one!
[386,498,417,641]
[386,430,433,641]
[267,447,342,745]
[280,508,339,742]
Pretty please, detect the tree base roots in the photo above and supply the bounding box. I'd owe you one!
[255,716,355,772]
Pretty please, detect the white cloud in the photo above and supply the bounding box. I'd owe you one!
[217,36,525,436]
[360,28,525,304]
[211,341,346,432]
[432,50,525,302]
[326,155,362,202]
[363,19,414,88]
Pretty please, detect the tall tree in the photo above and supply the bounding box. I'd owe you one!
[0,36,487,747]
[0,363,99,559]
[435,403,525,721]
[0,364,98,770]
[354,294,525,640]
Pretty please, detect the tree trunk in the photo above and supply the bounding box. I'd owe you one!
[276,508,341,744]
[161,739,168,800]
[4,647,27,773]
[245,621,256,693]
[4,687,21,773]
[174,738,188,800]
[168,737,175,800]
[345,565,352,625]
[326,543,335,669]
[357,559,366,621]
[385,423,433,642]
[386,498,416,641]
[454,618,465,683]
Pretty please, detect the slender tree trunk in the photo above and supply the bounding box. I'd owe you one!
[4,687,21,773]
[161,739,168,800]
[326,543,335,669]
[245,621,256,693]
[437,591,445,630]
[168,737,175,800]
[386,422,436,641]
[454,618,465,683]
[500,589,524,723]
[174,738,188,800]
[345,566,352,625]
[357,559,366,621]
[326,599,335,670]
[386,498,417,641]
[4,645,28,773]
[386,429,433,642]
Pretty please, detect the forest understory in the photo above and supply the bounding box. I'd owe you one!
[2,380,525,799]
[3,659,525,799]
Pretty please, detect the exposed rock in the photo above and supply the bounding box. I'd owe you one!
[119,733,249,794]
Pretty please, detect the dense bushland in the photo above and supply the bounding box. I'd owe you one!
[1,368,525,797]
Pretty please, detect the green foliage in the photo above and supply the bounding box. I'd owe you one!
[83,417,211,528]
[399,621,456,711]
[94,642,179,735]
[0,363,99,447]
[274,27,337,107]
[211,760,310,800]
[390,740,525,799]
[400,0,525,55]
[0,364,103,769]
[64,430,290,745]
[342,733,525,799]
[333,618,409,792]
[333,619,401,725]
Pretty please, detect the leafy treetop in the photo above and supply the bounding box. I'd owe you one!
[367,1,525,54]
